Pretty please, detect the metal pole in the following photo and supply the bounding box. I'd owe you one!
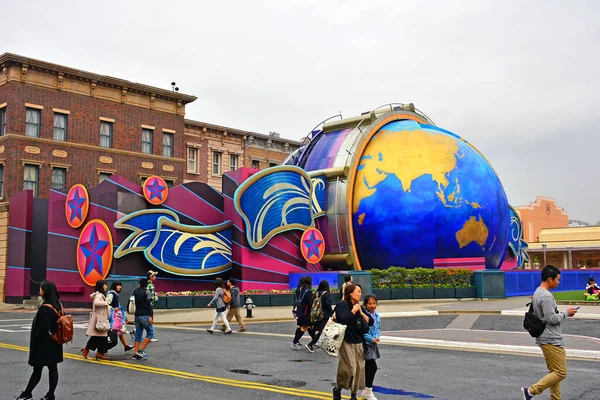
[567,247,573,269]
[542,243,547,267]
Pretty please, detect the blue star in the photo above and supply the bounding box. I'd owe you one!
[147,179,166,201]
[81,225,109,276]
[303,231,323,259]
[68,188,85,222]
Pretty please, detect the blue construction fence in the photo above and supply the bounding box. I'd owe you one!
[505,269,600,297]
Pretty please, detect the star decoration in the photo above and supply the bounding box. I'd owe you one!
[146,179,166,201]
[67,188,85,222]
[80,225,109,277]
[303,231,323,259]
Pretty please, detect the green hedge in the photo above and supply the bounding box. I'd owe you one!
[371,267,474,289]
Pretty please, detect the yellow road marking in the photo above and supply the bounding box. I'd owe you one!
[0,342,346,399]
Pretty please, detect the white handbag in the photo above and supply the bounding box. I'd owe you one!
[316,319,347,357]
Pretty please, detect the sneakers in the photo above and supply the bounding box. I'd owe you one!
[305,343,314,353]
[224,330,233,335]
[362,387,378,400]
[132,351,148,360]
[521,387,534,400]
[150,338,159,342]
[290,342,303,350]
[124,345,134,352]
[16,392,33,400]
[239,328,247,332]
[41,395,56,400]
[206,329,214,334]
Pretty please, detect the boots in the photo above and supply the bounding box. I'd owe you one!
[361,387,378,400]
[332,387,342,400]
[95,352,109,361]
[80,348,89,359]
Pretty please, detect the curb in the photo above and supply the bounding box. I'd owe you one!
[379,336,600,361]
[500,310,600,320]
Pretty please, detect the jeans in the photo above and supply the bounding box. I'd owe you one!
[134,316,155,342]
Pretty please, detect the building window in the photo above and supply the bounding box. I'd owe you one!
[1,108,5,136]
[0,165,3,198]
[187,148,198,172]
[212,152,222,175]
[142,129,153,154]
[23,164,39,197]
[230,155,238,171]
[140,177,148,185]
[53,113,67,141]
[99,172,112,183]
[269,162,278,168]
[51,168,66,189]
[162,133,173,157]
[165,180,174,188]
[251,159,260,169]
[100,121,112,148]
[25,108,40,137]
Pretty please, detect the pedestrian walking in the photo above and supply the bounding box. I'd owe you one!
[106,282,134,352]
[206,278,232,334]
[146,270,159,342]
[306,280,333,353]
[291,276,314,349]
[82,280,110,361]
[132,278,155,360]
[221,278,247,332]
[361,294,381,400]
[522,265,578,400]
[341,274,353,302]
[16,281,63,400]
[332,284,373,400]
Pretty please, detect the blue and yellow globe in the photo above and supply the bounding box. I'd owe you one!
[351,119,509,270]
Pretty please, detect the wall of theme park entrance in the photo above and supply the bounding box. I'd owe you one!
[3,169,324,305]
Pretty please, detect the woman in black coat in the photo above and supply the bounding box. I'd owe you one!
[306,280,334,352]
[290,276,314,349]
[17,281,63,400]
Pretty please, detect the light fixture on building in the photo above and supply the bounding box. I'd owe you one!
[171,82,179,92]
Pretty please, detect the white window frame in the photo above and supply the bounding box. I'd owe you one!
[230,154,238,171]
[100,121,113,148]
[53,113,67,141]
[23,164,39,197]
[162,133,173,157]
[212,151,222,175]
[26,108,41,138]
[187,147,198,173]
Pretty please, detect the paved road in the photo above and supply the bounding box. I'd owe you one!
[1,312,600,400]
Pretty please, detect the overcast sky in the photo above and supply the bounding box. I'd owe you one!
[3,1,599,222]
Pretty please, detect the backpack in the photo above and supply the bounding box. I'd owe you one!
[223,289,232,304]
[292,288,307,319]
[310,292,325,323]
[127,293,136,315]
[43,304,74,345]
[523,302,546,337]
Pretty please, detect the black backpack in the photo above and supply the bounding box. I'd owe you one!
[523,302,546,337]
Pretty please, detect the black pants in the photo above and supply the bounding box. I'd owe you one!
[365,359,378,388]
[24,364,58,396]
[308,319,328,346]
[86,336,108,353]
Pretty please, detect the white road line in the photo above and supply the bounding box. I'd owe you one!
[0,319,32,323]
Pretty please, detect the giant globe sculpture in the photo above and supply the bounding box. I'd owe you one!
[292,107,510,271]
[350,119,509,270]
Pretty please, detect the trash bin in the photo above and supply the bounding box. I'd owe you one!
[473,270,505,299]
[338,271,373,296]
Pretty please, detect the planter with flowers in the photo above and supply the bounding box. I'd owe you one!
[268,289,295,306]
[242,289,271,307]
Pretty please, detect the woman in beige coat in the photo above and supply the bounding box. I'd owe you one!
[82,280,110,360]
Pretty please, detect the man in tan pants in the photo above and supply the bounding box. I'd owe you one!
[522,265,577,400]
[221,278,247,332]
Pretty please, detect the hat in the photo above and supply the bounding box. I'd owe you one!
[147,270,158,278]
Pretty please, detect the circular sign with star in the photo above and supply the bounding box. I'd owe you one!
[143,176,169,205]
[77,219,114,286]
[300,228,325,264]
[65,184,90,229]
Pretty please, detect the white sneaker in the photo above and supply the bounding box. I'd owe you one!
[150,338,158,342]
[290,342,302,350]
[363,387,378,400]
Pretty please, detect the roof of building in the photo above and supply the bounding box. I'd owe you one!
[184,119,301,145]
[0,52,197,104]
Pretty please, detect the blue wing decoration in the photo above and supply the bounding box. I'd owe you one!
[508,205,529,268]
[234,166,314,249]
[114,209,179,257]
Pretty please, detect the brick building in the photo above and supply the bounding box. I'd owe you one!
[184,120,301,192]
[0,53,197,200]
[514,196,569,243]
[0,53,301,198]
